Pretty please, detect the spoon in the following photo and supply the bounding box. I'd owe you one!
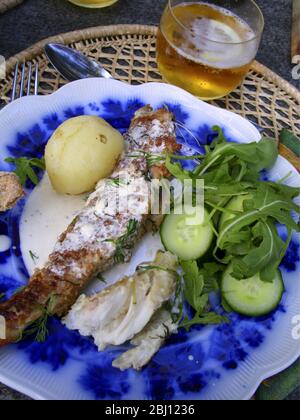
[44,43,113,82]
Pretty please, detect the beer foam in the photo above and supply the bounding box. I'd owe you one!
[167,3,258,69]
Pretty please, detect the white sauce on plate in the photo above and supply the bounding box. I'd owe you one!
[20,174,86,275]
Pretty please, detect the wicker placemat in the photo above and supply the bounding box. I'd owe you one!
[0,0,23,13]
[0,24,299,169]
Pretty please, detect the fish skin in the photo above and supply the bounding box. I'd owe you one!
[0,106,180,346]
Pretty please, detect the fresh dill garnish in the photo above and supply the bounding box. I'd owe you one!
[22,296,56,343]
[96,273,107,284]
[107,178,127,187]
[5,156,45,186]
[29,250,39,263]
[153,322,171,340]
[128,151,166,168]
[107,219,139,264]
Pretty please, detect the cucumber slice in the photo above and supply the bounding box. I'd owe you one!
[161,206,214,261]
[221,265,284,317]
[219,194,253,230]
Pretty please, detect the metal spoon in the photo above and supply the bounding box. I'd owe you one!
[44,43,113,81]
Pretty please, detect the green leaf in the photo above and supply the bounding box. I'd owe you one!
[194,137,278,177]
[4,156,45,186]
[230,220,286,280]
[181,312,229,331]
[165,156,192,182]
[218,185,300,252]
[280,129,300,157]
[180,260,204,310]
[210,125,227,149]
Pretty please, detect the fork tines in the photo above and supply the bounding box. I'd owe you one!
[11,61,39,102]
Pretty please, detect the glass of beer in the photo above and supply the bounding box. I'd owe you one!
[157,0,264,100]
[67,0,118,8]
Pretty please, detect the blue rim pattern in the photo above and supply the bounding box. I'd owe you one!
[0,96,299,400]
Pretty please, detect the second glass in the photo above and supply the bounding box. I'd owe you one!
[157,0,264,100]
[67,0,119,8]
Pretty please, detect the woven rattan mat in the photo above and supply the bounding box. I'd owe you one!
[0,0,23,13]
[0,24,299,169]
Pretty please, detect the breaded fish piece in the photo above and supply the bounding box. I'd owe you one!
[112,308,177,371]
[0,106,180,346]
[63,252,177,351]
[0,172,24,212]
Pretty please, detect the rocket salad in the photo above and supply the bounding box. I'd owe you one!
[162,127,300,324]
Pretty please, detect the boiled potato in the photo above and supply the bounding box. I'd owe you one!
[45,116,124,195]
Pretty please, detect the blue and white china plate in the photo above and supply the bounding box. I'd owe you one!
[0,79,299,400]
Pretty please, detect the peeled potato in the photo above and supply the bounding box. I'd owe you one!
[45,116,124,195]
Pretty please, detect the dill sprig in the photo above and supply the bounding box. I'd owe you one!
[29,250,39,263]
[128,151,166,168]
[5,156,45,186]
[152,322,172,340]
[22,296,56,343]
[107,178,128,188]
[96,273,107,284]
[107,219,139,264]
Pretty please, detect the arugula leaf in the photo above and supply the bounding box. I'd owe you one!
[215,183,300,280]
[230,220,286,281]
[5,156,45,186]
[209,125,227,149]
[165,156,192,182]
[179,260,227,330]
[166,127,299,317]
[193,137,278,177]
[180,260,204,310]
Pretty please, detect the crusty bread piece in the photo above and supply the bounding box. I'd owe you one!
[0,172,24,212]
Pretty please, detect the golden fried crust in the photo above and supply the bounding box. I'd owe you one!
[0,172,24,212]
[0,106,179,346]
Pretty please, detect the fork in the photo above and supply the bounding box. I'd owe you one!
[11,61,39,102]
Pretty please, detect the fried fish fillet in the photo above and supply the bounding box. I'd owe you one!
[0,106,180,345]
[0,172,24,212]
[63,252,177,352]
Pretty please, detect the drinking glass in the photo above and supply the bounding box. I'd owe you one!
[67,0,119,8]
[157,0,264,100]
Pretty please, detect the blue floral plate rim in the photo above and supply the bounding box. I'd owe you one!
[0,79,299,401]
